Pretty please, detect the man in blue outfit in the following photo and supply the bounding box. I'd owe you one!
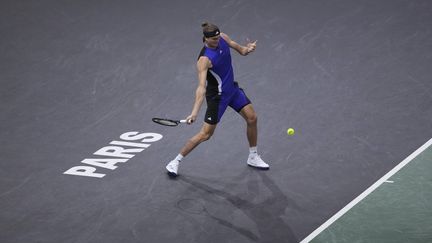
[166,22,269,176]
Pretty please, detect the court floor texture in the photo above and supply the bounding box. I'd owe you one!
[1,0,432,242]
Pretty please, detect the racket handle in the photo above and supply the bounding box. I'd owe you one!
[179,120,187,124]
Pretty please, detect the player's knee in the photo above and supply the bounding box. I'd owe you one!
[199,131,213,142]
[246,113,257,125]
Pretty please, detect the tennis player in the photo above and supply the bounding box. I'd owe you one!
[166,22,269,176]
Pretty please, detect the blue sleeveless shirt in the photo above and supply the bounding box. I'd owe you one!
[198,37,236,97]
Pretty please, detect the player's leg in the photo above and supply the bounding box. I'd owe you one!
[239,104,269,169]
[166,123,216,177]
[231,87,269,169]
[166,94,227,176]
[180,122,216,157]
[239,104,257,147]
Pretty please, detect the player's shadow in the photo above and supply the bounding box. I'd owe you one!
[178,168,301,243]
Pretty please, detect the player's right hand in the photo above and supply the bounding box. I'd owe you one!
[185,115,196,125]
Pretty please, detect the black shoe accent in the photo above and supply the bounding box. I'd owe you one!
[247,164,270,170]
[167,171,178,177]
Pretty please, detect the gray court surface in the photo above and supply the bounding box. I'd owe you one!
[1,0,432,242]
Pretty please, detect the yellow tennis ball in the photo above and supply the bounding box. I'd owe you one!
[287,128,295,136]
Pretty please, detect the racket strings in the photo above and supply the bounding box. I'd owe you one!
[153,118,178,126]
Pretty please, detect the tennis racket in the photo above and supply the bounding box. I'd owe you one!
[152,117,187,127]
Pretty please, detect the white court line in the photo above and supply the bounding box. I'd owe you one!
[300,138,432,243]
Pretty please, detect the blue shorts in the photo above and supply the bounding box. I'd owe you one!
[204,84,251,125]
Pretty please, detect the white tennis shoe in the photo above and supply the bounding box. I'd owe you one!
[247,155,269,169]
[166,160,179,176]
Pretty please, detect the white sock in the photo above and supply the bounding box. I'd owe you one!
[249,147,258,157]
[175,154,184,162]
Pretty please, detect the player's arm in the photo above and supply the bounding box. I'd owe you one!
[186,56,211,124]
[220,32,257,56]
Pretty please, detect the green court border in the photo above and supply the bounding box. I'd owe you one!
[300,138,432,243]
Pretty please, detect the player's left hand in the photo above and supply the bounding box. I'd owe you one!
[246,39,257,54]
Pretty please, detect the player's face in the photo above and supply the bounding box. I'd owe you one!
[206,34,220,48]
